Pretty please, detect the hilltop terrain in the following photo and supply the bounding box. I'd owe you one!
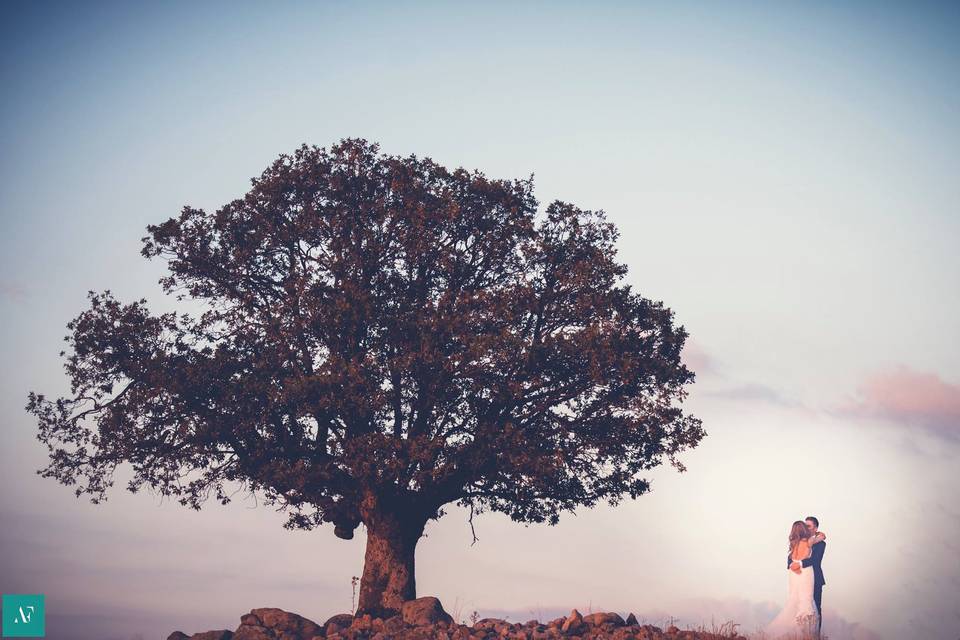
[166,597,749,640]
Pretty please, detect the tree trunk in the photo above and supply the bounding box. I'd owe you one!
[355,490,428,618]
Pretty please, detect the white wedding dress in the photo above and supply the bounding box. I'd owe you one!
[762,543,820,639]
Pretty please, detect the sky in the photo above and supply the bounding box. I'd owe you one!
[1,1,958,639]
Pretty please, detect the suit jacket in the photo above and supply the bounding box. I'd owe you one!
[787,539,826,586]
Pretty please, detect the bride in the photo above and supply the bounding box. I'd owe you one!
[762,521,825,639]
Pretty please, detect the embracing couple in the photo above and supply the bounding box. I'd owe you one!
[762,516,827,639]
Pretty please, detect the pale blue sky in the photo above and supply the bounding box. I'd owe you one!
[2,2,958,639]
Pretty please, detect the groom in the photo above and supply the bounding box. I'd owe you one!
[789,515,826,636]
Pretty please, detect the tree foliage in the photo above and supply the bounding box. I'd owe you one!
[27,138,705,545]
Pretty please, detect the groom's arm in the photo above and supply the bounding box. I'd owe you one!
[801,541,826,569]
[788,551,803,573]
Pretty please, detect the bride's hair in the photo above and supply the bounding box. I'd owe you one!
[788,520,811,553]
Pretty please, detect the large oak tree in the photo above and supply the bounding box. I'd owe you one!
[27,138,705,618]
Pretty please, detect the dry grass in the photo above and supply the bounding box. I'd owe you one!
[448,595,470,626]
[685,618,743,638]
[748,627,827,640]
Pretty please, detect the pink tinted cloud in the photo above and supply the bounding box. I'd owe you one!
[681,338,717,378]
[0,279,29,300]
[834,365,960,439]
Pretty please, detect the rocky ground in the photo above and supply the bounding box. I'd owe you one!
[166,596,748,640]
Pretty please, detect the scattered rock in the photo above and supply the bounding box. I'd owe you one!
[473,617,508,630]
[190,632,233,640]
[167,633,190,640]
[561,608,585,634]
[381,614,406,635]
[401,596,454,626]
[583,611,626,627]
[350,613,374,631]
[232,607,321,640]
[625,613,638,626]
[322,612,354,635]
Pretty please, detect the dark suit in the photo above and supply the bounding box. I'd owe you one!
[788,540,826,635]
